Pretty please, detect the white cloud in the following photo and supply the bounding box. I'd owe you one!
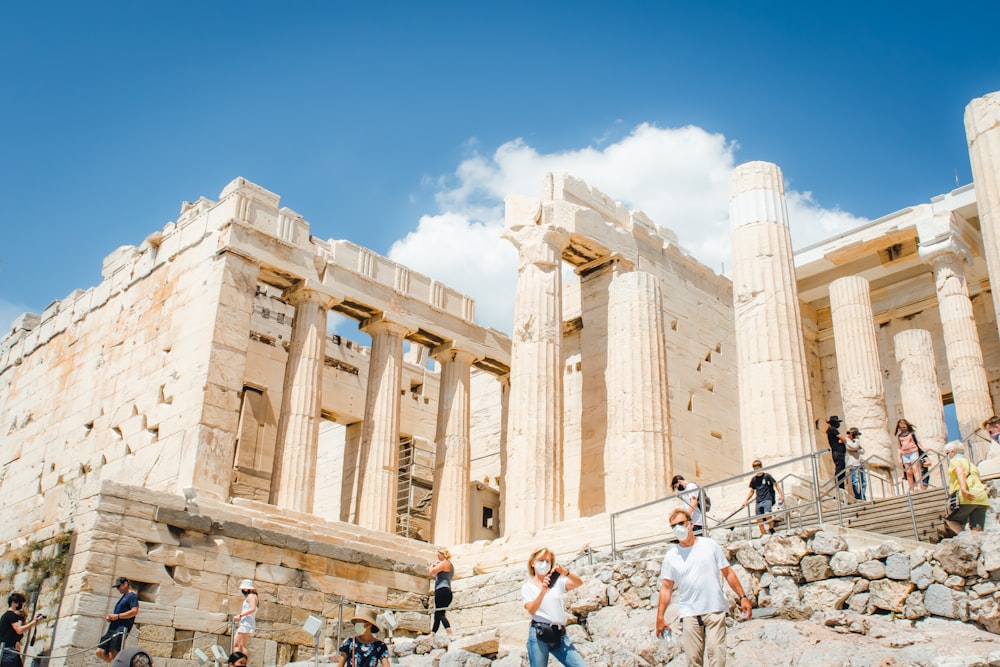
[390,124,867,334]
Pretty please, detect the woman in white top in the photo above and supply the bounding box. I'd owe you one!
[521,547,585,667]
[233,579,258,655]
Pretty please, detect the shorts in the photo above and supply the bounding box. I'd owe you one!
[98,628,129,654]
[948,504,988,530]
[237,622,255,635]
[755,499,773,516]
[901,451,920,465]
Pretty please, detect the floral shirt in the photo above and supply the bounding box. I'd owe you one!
[338,637,388,667]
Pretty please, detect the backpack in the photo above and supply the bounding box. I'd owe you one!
[698,489,712,512]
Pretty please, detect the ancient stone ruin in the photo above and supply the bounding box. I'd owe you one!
[2,90,1000,665]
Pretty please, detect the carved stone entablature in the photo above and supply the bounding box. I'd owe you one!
[916,208,978,266]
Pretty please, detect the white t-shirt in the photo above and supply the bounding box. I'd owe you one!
[521,576,569,625]
[681,482,704,526]
[659,537,729,617]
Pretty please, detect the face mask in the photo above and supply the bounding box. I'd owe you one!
[534,560,551,575]
[672,524,690,542]
[354,622,367,635]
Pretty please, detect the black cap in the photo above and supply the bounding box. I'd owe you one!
[114,577,129,587]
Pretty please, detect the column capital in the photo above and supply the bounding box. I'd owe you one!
[360,313,411,338]
[430,342,476,366]
[282,282,338,309]
[918,210,976,266]
[503,223,570,270]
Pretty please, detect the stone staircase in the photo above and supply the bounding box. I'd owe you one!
[778,486,949,544]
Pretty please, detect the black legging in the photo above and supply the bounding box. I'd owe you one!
[432,587,452,632]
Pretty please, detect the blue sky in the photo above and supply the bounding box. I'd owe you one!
[2,1,998,333]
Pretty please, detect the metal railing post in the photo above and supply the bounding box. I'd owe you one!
[810,451,824,525]
[610,512,618,561]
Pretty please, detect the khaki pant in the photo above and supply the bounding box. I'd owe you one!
[681,611,728,667]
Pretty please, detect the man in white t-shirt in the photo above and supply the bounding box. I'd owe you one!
[655,508,752,667]
[671,475,704,533]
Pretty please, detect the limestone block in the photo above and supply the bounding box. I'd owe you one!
[171,606,229,632]
[202,551,255,580]
[765,576,799,608]
[136,601,177,627]
[858,560,886,580]
[137,625,176,659]
[256,562,303,587]
[448,630,499,656]
[969,596,1000,634]
[830,552,859,577]
[885,553,911,580]
[274,585,324,613]
[847,592,869,614]
[934,534,982,577]
[903,591,927,620]
[72,529,148,560]
[762,535,807,565]
[944,574,966,590]
[923,583,969,620]
[979,533,1000,573]
[809,531,848,555]
[910,562,935,590]
[181,568,230,595]
[148,584,200,609]
[867,579,914,613]
[585,605,630,638]
[800,555,834,582]
[736,544,768,571]
[800,578,854,611]
[565,578,609,614]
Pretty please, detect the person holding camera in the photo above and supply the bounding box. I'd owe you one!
[521,547,585,667]
[1,592,45,667]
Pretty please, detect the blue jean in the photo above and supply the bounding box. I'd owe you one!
[526,628,586,666]
[849,466,867,500]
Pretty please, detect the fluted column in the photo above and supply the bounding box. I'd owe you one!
[730,161,816,466]
[965,91,1000,328]
[502,196,569,534]
[605,269,671,510]
[355,315,410,532]
[920,235,993,438]
[270,285,337,512]
[430,345,474,546]
[828,276,894,466]
[893,329,948,453]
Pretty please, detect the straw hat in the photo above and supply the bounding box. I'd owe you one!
[350,606,380,633]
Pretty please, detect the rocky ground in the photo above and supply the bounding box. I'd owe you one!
[289,529,1000,666]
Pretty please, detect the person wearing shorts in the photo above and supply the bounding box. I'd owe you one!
[96,577,138,663]
[739,459,784,535]
[944,441,990,535]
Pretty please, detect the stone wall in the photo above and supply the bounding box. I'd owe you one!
[45,481,436,667]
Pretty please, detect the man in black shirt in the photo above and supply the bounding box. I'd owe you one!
[826,416,846,490]
[740,460,785,535]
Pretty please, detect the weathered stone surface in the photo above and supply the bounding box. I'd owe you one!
[924,583,969,621]
[885,553,911,580]
[762,535,807,566]
[934,532,983,577]
[829,551,859,577]
[867,579,914,613]
[763,575,799,608]
[448,630,499,656]
[565,578,609,614]
[800,578,854,611]
[910,561,934,590]
[903,591,927,620]
[810,531,848,555]
[858,560,886,580]
[800,555,833,582]
[736,544,768,571]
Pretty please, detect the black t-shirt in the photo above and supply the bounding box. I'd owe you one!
[1,609,22,648]
[749,472,777,504]
[827,427,845,454]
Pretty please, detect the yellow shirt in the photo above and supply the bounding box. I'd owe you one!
[947,455,989,506]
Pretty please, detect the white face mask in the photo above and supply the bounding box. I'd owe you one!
[534,560,552,575]
[672,524,690,542]
[354,622,367,635]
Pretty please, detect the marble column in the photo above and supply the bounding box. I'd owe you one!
[729,161,816,466]
[355,315,410,533]
[920,234,993,438]
[828,276,894,466]
[430,345,474,546]
[270,285,336,512]
[893,329,948,453]
[605,269,671,510]
[502,197,569,534]
[965,91,1000,329]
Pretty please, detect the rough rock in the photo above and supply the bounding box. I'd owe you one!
[800,578,854,611]
[867,579,914,613]
[885,552,910,580]
[810,530,848,554]
[830,550,860,576]
[800,554,833,582]
[762,534,808,565]
[858,559,887,580]
[923,583,969,621]
[934,532,983,577]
